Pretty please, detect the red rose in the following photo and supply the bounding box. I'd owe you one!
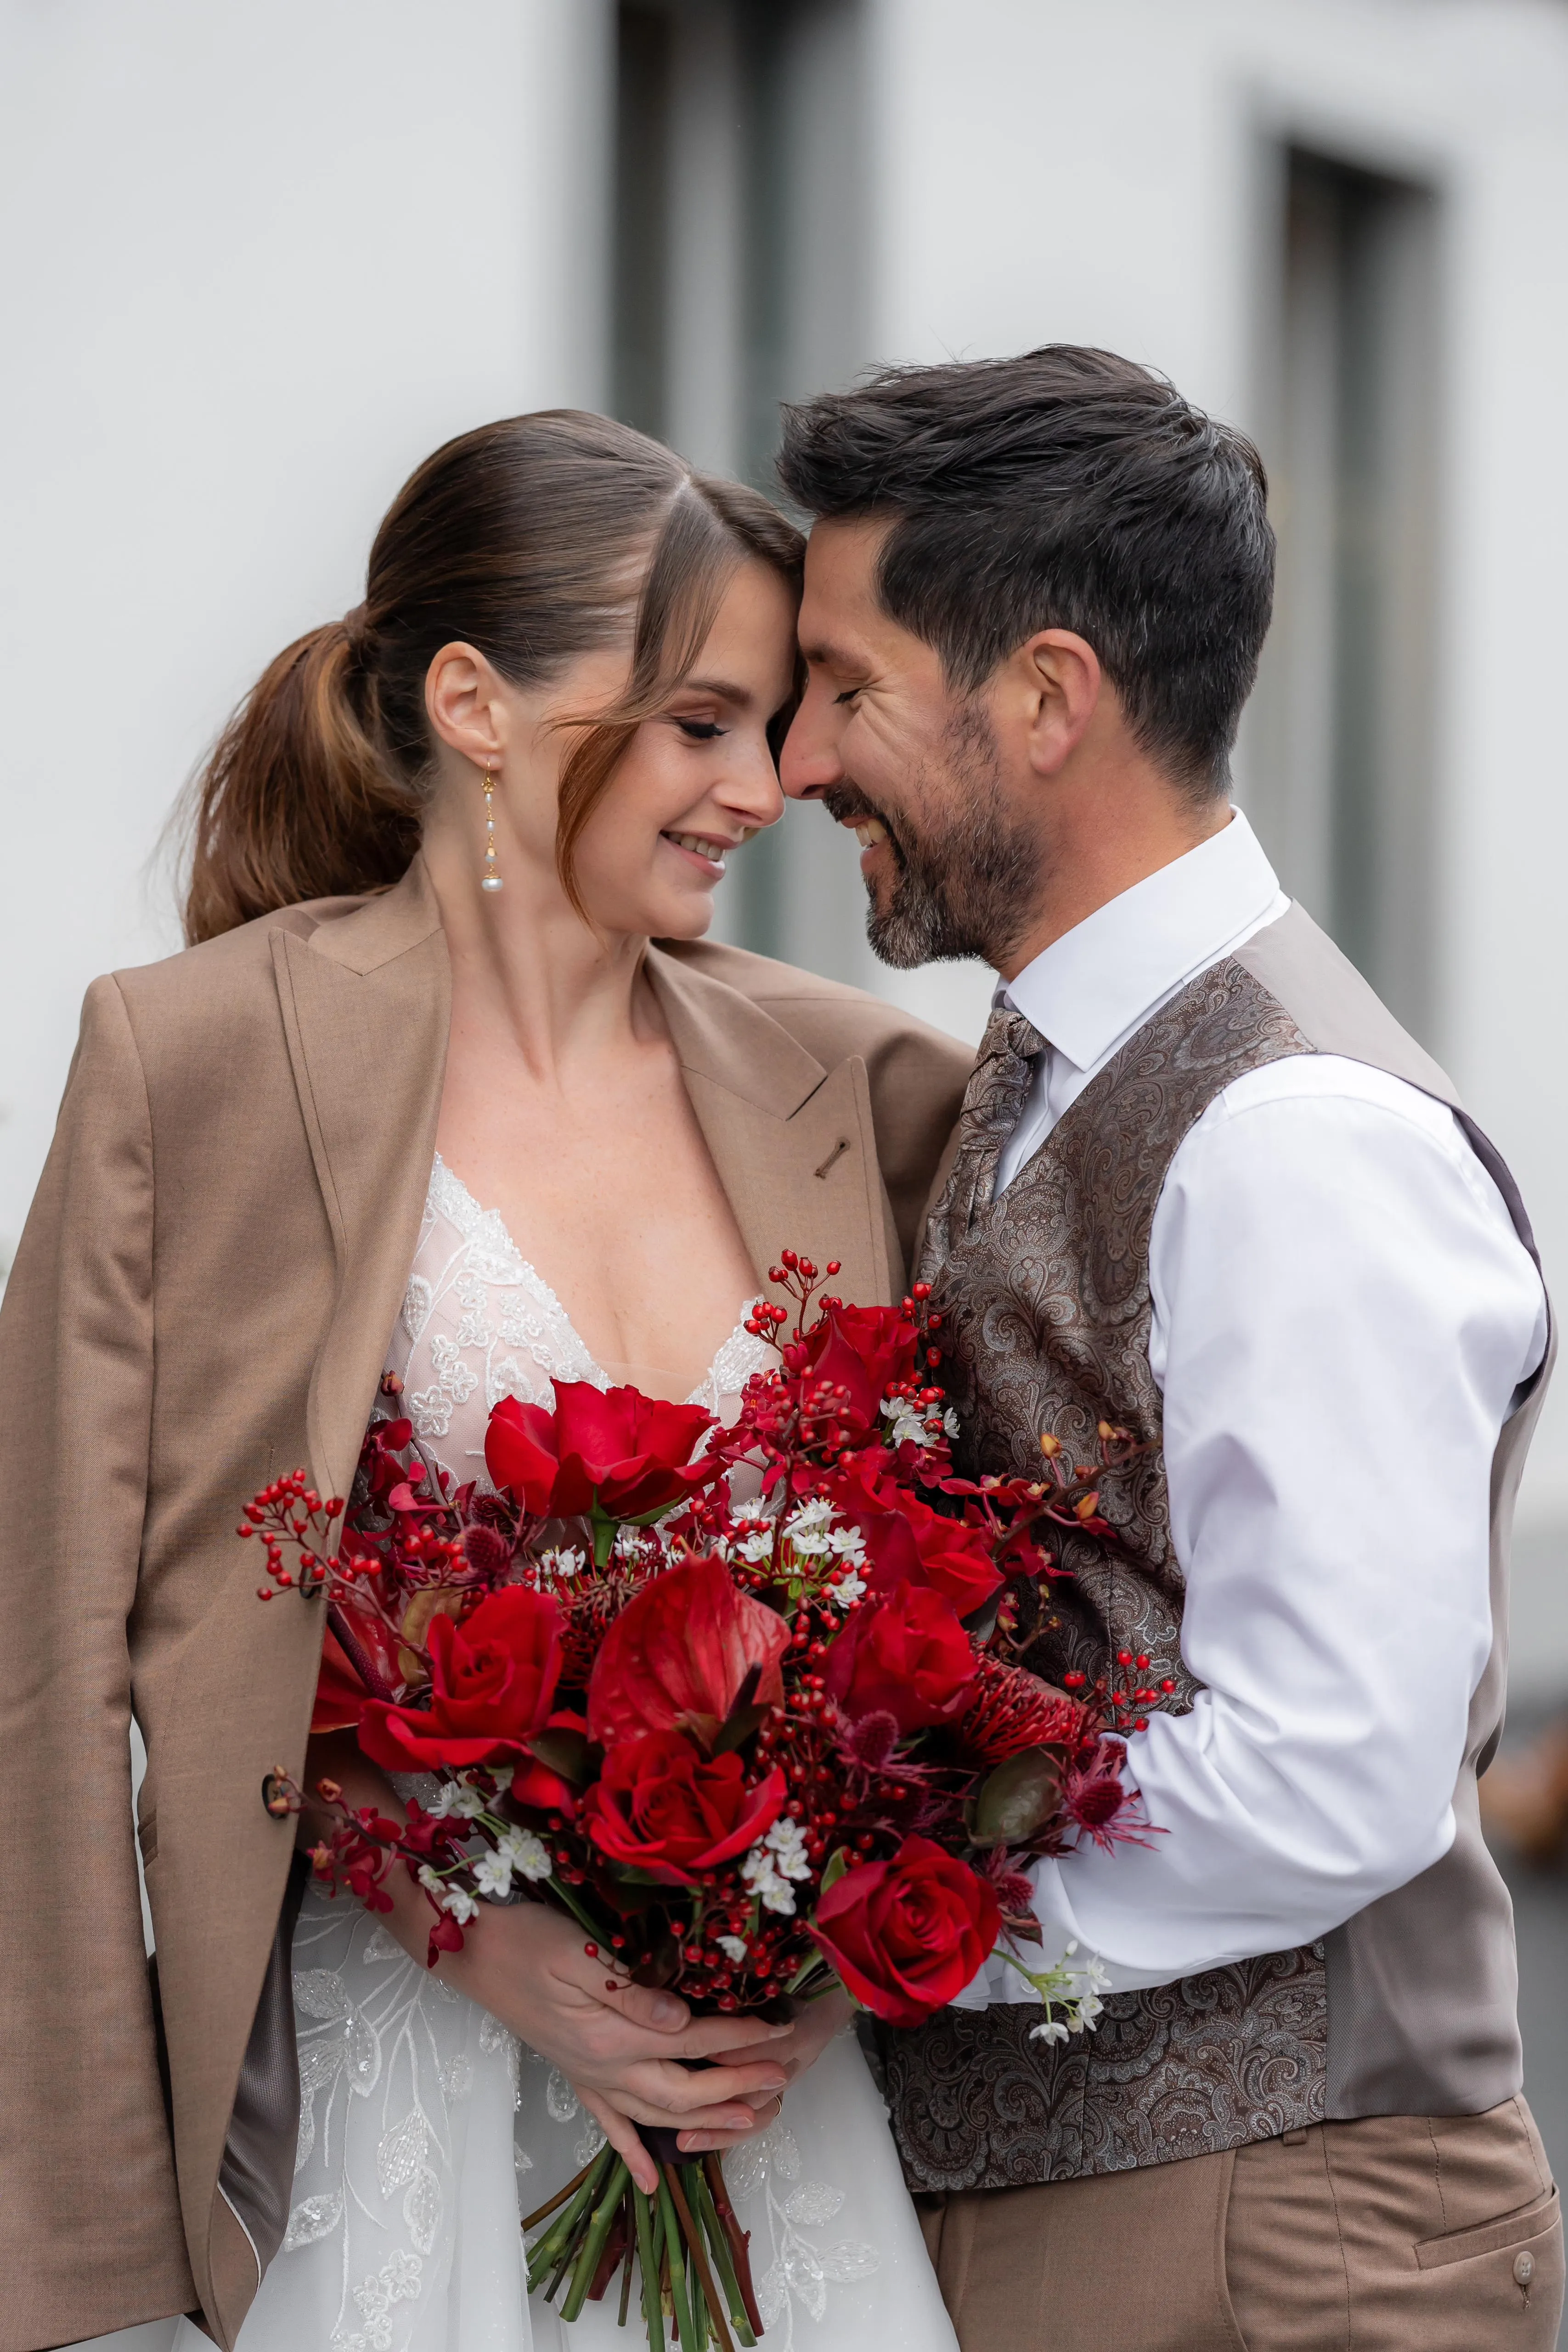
[826,1464,1002,1618]
[587,1556,789,1749]
[821,1581,977,1732]
[359,1586,563,1774]
[583,1730,786,1883]
[485,1382,722,1521]
[809,1835,1001,2027]
[786,1302,920,1436]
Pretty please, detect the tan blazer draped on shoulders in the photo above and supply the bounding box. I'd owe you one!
[0,857,970,2352]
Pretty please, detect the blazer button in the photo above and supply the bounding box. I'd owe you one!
[1514,2251,1536,2287]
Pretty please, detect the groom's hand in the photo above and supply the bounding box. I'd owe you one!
[675,1985,854,2153]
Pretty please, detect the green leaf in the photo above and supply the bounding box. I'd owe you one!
[818,1844,850,1894]
[970,1747,1064,1848]
[526,1729,591,1782]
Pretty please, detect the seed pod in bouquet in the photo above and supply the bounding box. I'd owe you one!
[970,1746,1066,1847]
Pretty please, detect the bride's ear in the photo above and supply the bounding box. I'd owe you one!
[426,641,509,769]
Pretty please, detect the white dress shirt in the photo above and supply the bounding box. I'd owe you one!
[958,811,1548,2008]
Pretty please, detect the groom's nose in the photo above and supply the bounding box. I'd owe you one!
[778,684,843,801]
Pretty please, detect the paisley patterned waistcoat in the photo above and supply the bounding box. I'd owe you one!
[880,907,1551,2193]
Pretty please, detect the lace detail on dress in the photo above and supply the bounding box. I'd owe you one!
[389,1155,772,1486]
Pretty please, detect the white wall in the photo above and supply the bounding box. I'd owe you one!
[0,0,610,1263]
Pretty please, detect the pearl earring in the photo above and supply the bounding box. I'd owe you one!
[480,766,502,893]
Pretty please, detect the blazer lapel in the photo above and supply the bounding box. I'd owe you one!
[271,857,450,1501]
[645,945,897,1309]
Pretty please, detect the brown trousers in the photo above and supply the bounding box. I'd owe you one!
[916,2097,1563,2350]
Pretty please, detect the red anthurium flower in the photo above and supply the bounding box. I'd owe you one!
[786,1303,921,1436]
[583,1730,786,1883]
[810,1834,1000,2028]
[821,1581,977,1733]
[825,1464,1002,1618]
[485,1382,723,1521]
[358,1586,563,1773]
[587,1556,789,1749]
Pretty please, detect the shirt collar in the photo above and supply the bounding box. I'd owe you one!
[1002,808,1285,1074]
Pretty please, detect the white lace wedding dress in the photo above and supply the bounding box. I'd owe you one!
[83,1159,955,2352]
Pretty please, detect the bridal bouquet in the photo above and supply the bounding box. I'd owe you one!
[247,1255,1145,2351]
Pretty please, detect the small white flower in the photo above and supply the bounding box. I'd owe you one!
[496,1825,552,1882]
[942,1408,960,1440]
[716,1935,749,1964]
[785,1497,834,1535]
[425,1780,485,1821]
[736,1528,776,1564]
[741,1820,811,1917]
[471,1850,513,1900]
[882,1402,927,1450]
[417,1863,444,1895]
[826,1526,866,1560]
[440,1883,479,1924]
[829,1570,867,1610]
[538,1546,587,1582]
[1029,2017,1071,2045]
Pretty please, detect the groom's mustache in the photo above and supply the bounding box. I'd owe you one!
[820,784,908,868]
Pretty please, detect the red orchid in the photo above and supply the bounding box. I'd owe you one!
[485,1384,723,1547]
[587,1555,789,1750]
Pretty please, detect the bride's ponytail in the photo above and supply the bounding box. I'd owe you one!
[183,611,420,944]
[180,412,805,945]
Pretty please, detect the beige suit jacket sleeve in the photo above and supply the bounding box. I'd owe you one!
[0,978,196,2345]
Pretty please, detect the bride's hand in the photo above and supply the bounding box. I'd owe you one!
[438,1903,792,2175]
[299,1736,791,2194]
[673,1985,855,2154]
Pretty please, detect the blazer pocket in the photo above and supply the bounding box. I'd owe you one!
[1415,2183,1559,2269]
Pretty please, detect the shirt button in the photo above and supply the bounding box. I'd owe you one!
[1514,2252,1536,2287]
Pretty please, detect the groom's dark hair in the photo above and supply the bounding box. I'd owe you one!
[777,345,1273,797]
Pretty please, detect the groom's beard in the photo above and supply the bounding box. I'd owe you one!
[823,702,1043,971]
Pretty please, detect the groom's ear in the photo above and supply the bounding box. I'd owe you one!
[1006,630,1103,780]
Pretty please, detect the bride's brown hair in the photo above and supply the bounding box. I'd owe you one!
[181,411,805,943]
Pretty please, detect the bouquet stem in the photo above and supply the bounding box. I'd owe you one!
[524,2143,759,2349]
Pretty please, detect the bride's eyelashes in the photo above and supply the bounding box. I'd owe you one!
[673,717,728,742]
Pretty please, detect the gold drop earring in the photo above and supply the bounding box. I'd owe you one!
[480,766,502,893]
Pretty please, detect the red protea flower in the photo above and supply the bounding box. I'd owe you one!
[957,1653,1094,1764]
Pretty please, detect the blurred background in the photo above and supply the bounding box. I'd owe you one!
[4,0,1567,2303]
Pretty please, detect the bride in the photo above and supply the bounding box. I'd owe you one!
[15,412,967,2352]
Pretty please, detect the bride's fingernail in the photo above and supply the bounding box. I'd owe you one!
[650,1996,684,2025]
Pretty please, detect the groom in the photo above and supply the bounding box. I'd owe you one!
[776,348,1564,2348]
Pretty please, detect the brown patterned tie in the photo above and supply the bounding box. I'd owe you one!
[918,999,1045,1284]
